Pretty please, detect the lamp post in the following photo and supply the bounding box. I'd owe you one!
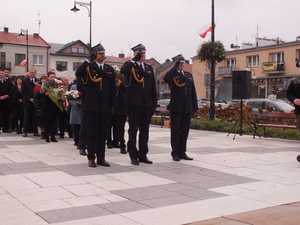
[71,1,92,52]
[19,29,29,72]
[209,0,215,120]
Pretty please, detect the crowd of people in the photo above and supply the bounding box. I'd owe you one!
[0,67,74,141]
[0,42,199,168]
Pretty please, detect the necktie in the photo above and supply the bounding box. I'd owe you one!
[140,63,144,71]
[31,78,34,83]
[99,65,103,73]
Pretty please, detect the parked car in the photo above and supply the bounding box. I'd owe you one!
[244,98,294,115]
[198,98,229,108]
[157,99,170,108]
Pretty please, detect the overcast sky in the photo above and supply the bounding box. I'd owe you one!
[2,0,299,63]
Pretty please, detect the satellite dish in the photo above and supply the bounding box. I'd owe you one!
[230,43,235,49]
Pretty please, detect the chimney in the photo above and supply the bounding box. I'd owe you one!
[119,53,125,59]
[4,27,8,33]
[33,33,39,38]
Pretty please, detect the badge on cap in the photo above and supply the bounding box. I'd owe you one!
[131,43,146,53]
[91,43,105,53]
[172,54,185,63]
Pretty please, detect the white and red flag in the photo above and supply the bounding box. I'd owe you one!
[17,59,27,66]
[198,23,216,38]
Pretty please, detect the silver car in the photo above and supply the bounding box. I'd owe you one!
[245,98,294,116]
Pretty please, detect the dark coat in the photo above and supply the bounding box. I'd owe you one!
[120,61,157,111]
[21,77,38,109]
[33,85,46,118]
[287,77,300,115]
[164,67,198,113]
[9,85,23,118]
[0,79,11,109]
[75,61,117,113]
[116,82,127,115]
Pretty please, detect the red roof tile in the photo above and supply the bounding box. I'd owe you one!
[0,31,50,48]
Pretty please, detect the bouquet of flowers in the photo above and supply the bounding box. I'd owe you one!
[65,90,82,105]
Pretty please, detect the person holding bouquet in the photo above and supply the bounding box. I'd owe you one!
[41,71,65,142]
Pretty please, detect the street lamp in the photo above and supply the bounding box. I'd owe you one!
[19,29,29,72]
[209,0,215,120]
[71,1,92,52]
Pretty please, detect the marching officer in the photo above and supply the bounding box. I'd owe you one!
[120,43,157,165]
[164,54,198,161]
[75,43,117,168]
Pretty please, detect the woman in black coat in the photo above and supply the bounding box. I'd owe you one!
[9,76,23,134]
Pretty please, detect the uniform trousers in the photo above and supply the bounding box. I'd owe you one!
[78,113,87,150]
[127,105,152,160]
[170,111,191,157]
[85,111,110,161]
[116,114,127,148]
[23,107,38,133]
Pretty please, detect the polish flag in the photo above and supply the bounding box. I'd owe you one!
[198,23,216,38]
[17,59,27,66]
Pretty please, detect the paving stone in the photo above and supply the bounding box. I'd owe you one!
[37,205,112,223]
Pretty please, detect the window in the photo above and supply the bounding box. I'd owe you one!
[247,55,259,67]
[71,47,85,54]
[56,61,67,71]
[297,49,300,60]
[15,53,25,65]
[73,62,81,71]
[0,52,5,68]
[226,58,236,68]
[270,52,284,62]
[33,55,44,65]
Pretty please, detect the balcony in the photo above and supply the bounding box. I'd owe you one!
[217,66,238,77]
[262,61,285,74]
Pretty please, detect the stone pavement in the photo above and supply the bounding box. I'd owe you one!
[1,125,300,225]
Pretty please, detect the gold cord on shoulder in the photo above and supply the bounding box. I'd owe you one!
[122,73,131,88]
[86,66,102,90]
[131,67,144,89]
[172,77,185,87]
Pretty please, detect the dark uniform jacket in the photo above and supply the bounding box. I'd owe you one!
[287,77,300,115]
[10,85,23,118]
[75,60,117,113]
[164,67,198,113]
[0,79,11,109]
[120,61,157,111]
[21,77,38,109]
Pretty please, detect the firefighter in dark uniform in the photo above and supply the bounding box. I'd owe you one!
[120,43,157,165]
[287,61,300,162]
[163,54,198,162]
[75,43,117,168]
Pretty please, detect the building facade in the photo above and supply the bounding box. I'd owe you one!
[0,27,50,76]
[192,38,300,101]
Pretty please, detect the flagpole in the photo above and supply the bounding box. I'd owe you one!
[209,0,215,120]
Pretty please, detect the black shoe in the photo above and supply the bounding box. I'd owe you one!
[131,159,139,165]
[139,157,153,164]
[46,138,50,143]
[88,160,96,167]
[97,159,110,167]
[51,138,58,142]
[120,147,127,154]
[107,144,113,149]
[297,155,300,162]
[3,130,12,133]
[79,149,87,155]
[179,155,193,160]
[172,156,180,161]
